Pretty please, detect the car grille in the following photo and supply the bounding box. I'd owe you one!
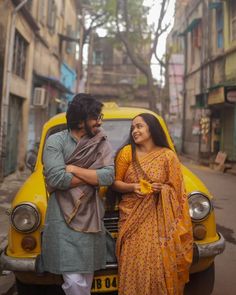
[103,216,119,233]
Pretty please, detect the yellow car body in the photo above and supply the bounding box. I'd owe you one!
[0,103,225,293]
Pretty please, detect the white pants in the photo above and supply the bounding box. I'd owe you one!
[62,273,94,295]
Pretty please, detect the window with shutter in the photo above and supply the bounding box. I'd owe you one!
[216,7,224,48]
[93,51,103,65]
[12,31,28,78]
[38,0,46,25]
[47,0,57,33]
[66,25,73,54]
[231,0,236,40]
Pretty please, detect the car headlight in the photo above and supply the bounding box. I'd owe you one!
[188,192,212,221]
[11,203,41,233]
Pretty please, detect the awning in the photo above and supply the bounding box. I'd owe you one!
[34,73,74,94]
[179,18,201,36]
[208,80,236,90]
[58,33,79,43]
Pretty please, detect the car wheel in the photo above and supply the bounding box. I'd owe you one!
[16,279,65,295]
[184,263,215,295]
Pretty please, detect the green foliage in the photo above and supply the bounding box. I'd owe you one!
[135,75,147,87]
[80,0,171,110]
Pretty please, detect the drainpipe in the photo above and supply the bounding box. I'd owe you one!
[0,0,28,180]
[76,8,84,93]
[182,32,187,155]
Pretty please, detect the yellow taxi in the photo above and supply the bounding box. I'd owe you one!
[0,103,225,294]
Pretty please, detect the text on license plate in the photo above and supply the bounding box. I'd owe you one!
[91,274,118,292]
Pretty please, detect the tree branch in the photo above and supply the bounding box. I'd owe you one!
[151,0,170,57]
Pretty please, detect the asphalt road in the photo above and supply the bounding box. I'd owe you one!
[182,160,236,295]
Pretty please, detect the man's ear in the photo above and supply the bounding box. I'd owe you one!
[77,121,85,129]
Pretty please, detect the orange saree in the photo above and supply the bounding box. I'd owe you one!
[115,145,193,295]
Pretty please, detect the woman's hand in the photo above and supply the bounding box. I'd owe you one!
[151,182,162,193]
[133,183,145,196]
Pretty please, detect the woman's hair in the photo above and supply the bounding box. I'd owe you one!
[66,93,103,130]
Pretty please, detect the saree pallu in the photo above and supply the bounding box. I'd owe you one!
[115,146,193,295]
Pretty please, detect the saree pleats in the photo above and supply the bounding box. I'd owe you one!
[115,147,193,295]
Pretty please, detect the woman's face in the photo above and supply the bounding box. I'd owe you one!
[131,116,152,145]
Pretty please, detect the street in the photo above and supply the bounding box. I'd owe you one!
[182,158,236,295]
[0,159,236,295]
[0,171,30,295]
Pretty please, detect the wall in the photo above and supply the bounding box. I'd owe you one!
[0,0,35,175]
[60,62,76,102]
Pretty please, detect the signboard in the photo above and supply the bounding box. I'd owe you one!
[226,90,236,103]
[208,87,225,105]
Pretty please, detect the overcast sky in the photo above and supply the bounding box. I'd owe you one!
[146,0,176,81]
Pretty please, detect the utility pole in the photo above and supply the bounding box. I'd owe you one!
[181,27,188,154]
[86,31,94,93]
[76,9,84,93]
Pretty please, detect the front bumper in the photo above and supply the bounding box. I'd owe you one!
[0,233,225,274]
[195,232,225,259]
[0,248,117,273]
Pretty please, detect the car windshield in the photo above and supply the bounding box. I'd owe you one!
[102,120,131,152]
[45,119,131,154]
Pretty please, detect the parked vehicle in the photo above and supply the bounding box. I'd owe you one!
[0,103,225,294]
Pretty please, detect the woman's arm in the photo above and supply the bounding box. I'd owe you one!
[112,180,141,194]
[112,145,142,194]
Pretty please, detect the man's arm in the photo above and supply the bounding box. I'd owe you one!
[66,165,114,186]
[69,176,85,187]
[66,165,98,185]
[43,135,73,190]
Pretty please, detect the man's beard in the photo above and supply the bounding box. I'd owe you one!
[85,121,101,137]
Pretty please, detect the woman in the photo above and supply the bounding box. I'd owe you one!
[113,113,193,295]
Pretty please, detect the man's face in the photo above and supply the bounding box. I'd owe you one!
[84,113,104,137]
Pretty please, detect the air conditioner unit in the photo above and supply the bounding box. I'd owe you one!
[33,87,47,107]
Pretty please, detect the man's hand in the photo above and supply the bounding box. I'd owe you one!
[66,165,98,185]
[66,164,78,174]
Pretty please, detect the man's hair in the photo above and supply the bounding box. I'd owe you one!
[66,93,103,130]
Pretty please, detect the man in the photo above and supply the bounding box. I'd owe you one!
[40,93,114,295]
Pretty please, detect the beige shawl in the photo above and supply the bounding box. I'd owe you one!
[55,129,113,232]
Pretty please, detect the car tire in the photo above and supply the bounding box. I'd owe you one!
[184,263,215,295]
[16,279,65,295]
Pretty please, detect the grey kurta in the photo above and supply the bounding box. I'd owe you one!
[40,130,114,274]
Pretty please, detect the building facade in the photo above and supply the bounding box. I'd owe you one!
[29,0,77,150]
[86,35,150,107]
[166,0,236,162]
[0,0,38,177]
[0,0,78,178]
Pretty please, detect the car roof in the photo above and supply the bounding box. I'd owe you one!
[44,102,163,127]
[36,103,175,170]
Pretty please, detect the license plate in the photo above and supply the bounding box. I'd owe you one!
[91,274,118,292]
